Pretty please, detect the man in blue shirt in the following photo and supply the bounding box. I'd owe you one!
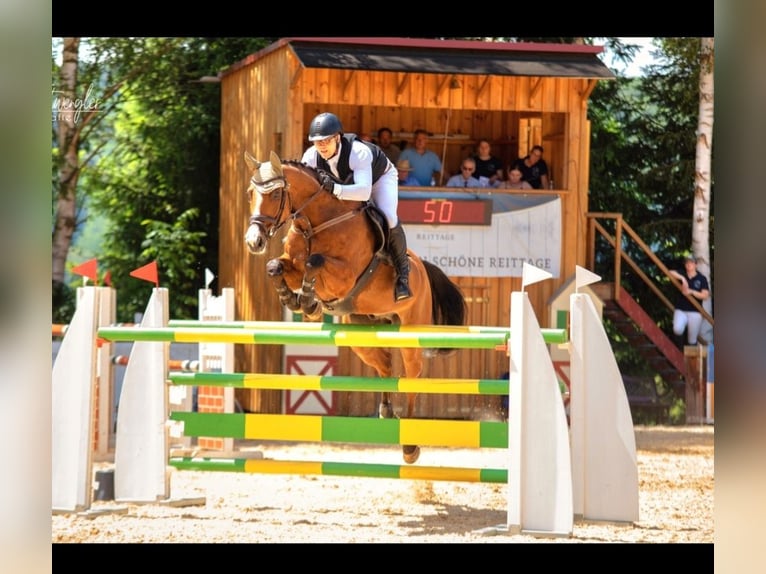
[398,129,443,186]
[446,158,482,187]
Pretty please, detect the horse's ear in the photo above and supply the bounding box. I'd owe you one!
[269,151,283,176]
[244,151,260,171]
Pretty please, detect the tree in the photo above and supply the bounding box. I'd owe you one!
[52,38,184,298]
[694,37,714,342]
[586,38,714,391]
[52,38,273,321]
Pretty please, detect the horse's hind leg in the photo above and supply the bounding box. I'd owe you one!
[377,391,418,464]
[401,393,420,464]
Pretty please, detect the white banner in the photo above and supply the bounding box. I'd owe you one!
[404,196,561,277]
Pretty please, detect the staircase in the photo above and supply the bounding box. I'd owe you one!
[589,282,686,398]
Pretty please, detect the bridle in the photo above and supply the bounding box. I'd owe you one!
[247,164,365,242]
[247,173,289,239]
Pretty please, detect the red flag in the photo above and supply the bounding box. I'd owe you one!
[103,270,112,287]
[71,258,98,283]
[129,260,159,287]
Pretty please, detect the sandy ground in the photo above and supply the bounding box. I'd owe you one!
[51,425,713,544]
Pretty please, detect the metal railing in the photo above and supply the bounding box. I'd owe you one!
[585,212,714,330]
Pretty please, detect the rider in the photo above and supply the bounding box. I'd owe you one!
[301,112,412,302]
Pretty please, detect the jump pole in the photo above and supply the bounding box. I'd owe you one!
[101,288,574,537]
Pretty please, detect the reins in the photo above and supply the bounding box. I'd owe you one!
[250,165,366,242]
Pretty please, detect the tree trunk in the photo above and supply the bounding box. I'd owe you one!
[52,37,81,285]
[694,37,714,342]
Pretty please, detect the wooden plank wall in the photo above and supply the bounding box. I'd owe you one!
[220,57,594,416]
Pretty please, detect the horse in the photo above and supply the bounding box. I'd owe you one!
[243,151,467,464]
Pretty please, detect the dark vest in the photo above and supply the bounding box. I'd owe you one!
[316,133,390,184]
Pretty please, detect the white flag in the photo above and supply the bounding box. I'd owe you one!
[205,268,215,289]
[575,265,601,291]
[521,261,552,290]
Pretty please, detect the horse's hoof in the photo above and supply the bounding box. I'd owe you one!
[378,402,394,419]
[403,445,420,465]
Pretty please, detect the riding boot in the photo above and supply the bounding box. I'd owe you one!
[388,222,413,301]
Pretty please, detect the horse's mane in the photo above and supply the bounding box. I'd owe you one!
[281,158,321,183]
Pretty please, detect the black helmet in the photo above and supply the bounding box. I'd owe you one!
[308,112,343,141]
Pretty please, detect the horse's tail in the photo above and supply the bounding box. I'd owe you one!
[422,260,467,327]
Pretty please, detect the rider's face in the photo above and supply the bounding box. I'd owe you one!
[314,134,339,160]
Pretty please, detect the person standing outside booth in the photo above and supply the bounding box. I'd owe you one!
[669,254,710,346]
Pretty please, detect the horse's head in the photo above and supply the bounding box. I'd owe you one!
[245,151,342,255]
[244,150,289,255]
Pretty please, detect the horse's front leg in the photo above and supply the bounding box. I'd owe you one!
[299,272,322,320]
[266,258,300,311]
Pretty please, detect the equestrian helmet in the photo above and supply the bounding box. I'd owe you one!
[308,113,343,141]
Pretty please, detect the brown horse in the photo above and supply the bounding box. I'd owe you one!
[243,151,467,464]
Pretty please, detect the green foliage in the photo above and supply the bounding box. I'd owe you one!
[588,38,714,419]
[53,37,273,321]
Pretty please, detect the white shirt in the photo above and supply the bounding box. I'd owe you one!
[302,140,386,201]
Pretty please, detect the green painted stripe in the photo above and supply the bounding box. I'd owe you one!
[168,457,508,484]
[171,412,507,448]
[169,457,248,472]
[322,416,400,445]
[322,461,402,479]
[99,326,568,345]
[481,420,509,448]
[170,411,246,438]
[479,468,508,483]
[169,372,509,395]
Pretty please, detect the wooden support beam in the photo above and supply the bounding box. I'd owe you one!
[396,72,411,104]
[580,79,598,108]
[476,75,491,105]
[436,74,449,106]
[528,77,542,107]
[342,70,356,102]
[289,65,303,90]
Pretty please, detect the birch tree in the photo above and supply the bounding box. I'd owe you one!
[52,37,82,286]
[695,37,714,341]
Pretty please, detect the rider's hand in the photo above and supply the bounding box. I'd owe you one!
[319,173,338,195]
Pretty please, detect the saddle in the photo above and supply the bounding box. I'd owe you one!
[315,170,394,315]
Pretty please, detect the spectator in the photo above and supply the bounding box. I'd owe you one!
[446,158,481,187]
[512,144,549,189]
[377,127,401,164]
[396,159,420,186]
[669,254,710,347]
[398,129,443,186]
[502,166,533,190]
[359,132,374,143]
[472,138,504,187]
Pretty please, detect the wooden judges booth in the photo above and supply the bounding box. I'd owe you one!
[217,37,615,417]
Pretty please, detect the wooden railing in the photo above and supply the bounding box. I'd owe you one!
[585,212,714,330]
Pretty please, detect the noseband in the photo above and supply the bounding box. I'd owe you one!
[248,174,289,238]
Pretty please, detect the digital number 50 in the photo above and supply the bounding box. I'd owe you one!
[423,200,454,223]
